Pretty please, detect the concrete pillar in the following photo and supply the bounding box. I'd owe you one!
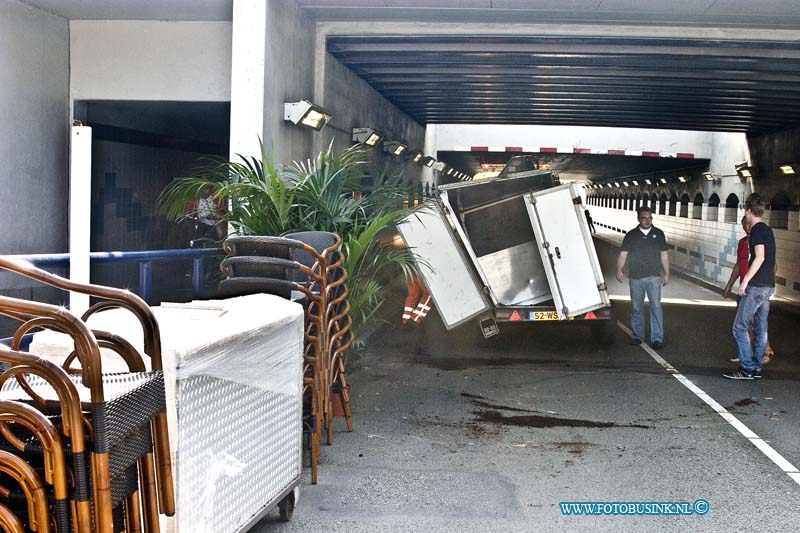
[69,126,92,314]
[229,0,267,161]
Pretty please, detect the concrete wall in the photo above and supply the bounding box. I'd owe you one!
[70,20,232,102]
[262,0,316,166]
[318,52,425,183]
[588,198,800,307]
[1,0,69,259]
[0,0,69,313]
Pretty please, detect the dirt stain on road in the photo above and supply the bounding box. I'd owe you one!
[732,398,760,407]
[474,410,651,429]
[461,393,650,429]
[460,392,538,413]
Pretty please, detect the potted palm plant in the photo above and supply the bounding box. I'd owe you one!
[158,140,423,343]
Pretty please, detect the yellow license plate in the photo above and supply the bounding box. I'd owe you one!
[533,311,559,321]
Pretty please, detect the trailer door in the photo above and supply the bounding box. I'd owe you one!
[524,183,610,319]
[398,205,491,329]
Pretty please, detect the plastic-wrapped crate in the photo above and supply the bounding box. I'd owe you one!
[29,294,304,532]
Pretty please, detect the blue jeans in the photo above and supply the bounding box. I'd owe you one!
[733,285,773,371]
[629,276,663,343]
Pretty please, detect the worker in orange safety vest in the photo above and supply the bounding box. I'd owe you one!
[402,274,431,325]
[383,232,433,326]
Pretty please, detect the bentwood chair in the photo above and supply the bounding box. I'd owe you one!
[219,258,326,485]
[0,500,24,533]
[0,400,71,532]
[321,255,354,445]
[221,235,340,481]
[0,293,169,532]
[0,256,175,519]
[0,449,50,533]
[221,233,354,453]
[0,344,93,532]
[282,234,353,445]
[1,331,155,533]
[0,308,162,533]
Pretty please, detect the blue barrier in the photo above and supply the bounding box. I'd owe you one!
[4,248,223,304]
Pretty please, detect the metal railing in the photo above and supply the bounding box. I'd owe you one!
[3,248,223,304]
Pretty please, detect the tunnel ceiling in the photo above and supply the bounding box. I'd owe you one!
[436,151,710,183]
[327,34,800,134]
[24,1,800,135]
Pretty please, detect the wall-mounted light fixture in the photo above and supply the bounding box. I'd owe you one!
[384,140,408,157]
[735,161,753,180]
[406,150,424,163]
[284,100,332,131]
[420,156,436,168]
[703,172,716,182]
[778,163,796,175]
[352,127,384,146]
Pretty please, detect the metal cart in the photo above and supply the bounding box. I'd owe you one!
[30,294,305,532]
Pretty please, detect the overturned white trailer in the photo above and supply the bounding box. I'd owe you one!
[399,171,613,339]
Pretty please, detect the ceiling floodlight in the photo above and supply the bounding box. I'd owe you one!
[383,140,408,157]
[406,150,424,163]
[659,177,668,184]
[284,100,332,131]
[677,176,687,183]
[631,180,639,186]
[447,168,455,175]
[420,156,435,167]
[778,163,795,175]
[623,181,630,187]
[352,127,384,146]
[703,172,716,182]
[735,161,753,180]
[614,182,621,188]
[644,178,652,185]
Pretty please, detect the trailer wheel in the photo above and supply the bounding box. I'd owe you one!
[591,321,615,347]
[278,492,295,522]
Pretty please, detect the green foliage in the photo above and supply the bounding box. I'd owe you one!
[159,139,422,340]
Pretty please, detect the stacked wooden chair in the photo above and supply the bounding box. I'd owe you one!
[0,256,175,532]
[219,232,354,484]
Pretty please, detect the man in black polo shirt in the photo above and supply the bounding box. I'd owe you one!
[616,206,670,348]
[724,193,776,380]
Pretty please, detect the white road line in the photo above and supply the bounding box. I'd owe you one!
[617,320,800,487]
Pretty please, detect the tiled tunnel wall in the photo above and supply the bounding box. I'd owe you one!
[587,201,800,307]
